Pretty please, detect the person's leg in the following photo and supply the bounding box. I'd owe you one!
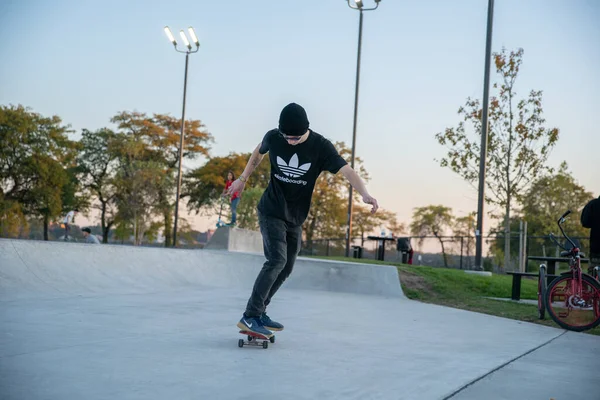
[64,224,70,241]
[264,222,302,308]
[230,197,240,224]
[589,253,600,278]
[244,212,288,318]
[258,223,301,331]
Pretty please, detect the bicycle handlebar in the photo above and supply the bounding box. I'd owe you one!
[558,210,571,225]
[552,210,578,253]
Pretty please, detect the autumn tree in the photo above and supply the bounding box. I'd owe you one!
[303,142,370,242]
[410,205,454,268]
[110,111,212,246]
[435,48,559,270]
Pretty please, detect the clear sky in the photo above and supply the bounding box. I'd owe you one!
[1,0,598,233]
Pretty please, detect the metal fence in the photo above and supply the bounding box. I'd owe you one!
[301,234,592,272]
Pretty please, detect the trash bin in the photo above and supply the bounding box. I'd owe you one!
[352,245,363,259]
[397,237,412,264]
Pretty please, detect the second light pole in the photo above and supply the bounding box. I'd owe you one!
[164,26,200,247]
[344,0,381,258]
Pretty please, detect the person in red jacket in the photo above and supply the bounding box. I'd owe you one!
[223,171,241,225]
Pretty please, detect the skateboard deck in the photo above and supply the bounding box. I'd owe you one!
[238,330,275,349]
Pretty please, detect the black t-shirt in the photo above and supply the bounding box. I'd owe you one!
[582,197,600,255]
[257,129,347,225]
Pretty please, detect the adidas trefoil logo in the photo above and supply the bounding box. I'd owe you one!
[276,154,311,178]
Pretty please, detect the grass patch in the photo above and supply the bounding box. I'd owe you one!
[308,256,600,335]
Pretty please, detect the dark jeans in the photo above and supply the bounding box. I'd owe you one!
[230,197,240,224]
[245,211,302,317]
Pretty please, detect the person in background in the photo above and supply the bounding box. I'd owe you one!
[581,195,600,275]
[81,227,101,244]
[223,171,241,226]
[63,209,79,241]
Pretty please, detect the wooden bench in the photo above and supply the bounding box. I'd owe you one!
[506,271,559,301]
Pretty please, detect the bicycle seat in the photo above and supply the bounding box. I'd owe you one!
[560,250,572,257]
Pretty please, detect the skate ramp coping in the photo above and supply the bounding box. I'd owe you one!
[0,239,404,300]
[204,226,263,253]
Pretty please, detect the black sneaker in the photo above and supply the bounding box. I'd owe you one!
[237,315,273,337]
[261,313,284,331]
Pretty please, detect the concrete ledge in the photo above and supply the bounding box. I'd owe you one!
[204,226,263,253]
[464,270,492,276]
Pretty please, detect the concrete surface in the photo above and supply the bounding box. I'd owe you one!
[204,226,264,253]
[1,239,599,400]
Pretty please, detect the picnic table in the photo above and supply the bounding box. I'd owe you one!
[506,256,591,301]
[367,236,396,261]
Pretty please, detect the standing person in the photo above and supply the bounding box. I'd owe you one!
[227,103,379,337]
[81,227,101,244]
[581,195,600,273]
[63,209,79,241]
[223,171,241,226]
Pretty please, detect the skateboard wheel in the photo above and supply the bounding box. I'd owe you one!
[262,341,268,349]
[270,336,275,344]
[247,335,253,342]
[238,339,244,348]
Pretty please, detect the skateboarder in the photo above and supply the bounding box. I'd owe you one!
[227,103,379,337]
[63,208,79,241]
[223,171,240,226]
[581,195,600,273]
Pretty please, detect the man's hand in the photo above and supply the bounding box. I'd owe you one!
[362,194,379,214]
[227,178,246,196]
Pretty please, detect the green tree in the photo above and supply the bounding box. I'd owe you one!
[453,212,476,269]
[521,162,594,258]
[79,128,119,243]
[236,186,265,231]
[435,47,559,271]
[410,205,454,268]
[0,105,77,240]
[185,152,270,214]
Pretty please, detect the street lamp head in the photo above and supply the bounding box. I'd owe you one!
[188,27,200,48]
[179,30,192,50]
[164,26,177,46]
[347,0,381,10]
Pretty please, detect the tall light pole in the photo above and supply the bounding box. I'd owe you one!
[474,0,495,269]
[163,26,200,247]
[344,0,381,258]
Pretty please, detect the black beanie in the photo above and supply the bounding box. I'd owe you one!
[278,103,309,136]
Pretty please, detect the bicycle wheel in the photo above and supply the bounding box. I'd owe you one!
[545,273,600,332]
[537,266,547,319]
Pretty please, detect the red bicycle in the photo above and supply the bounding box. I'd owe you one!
[544,210,600,332]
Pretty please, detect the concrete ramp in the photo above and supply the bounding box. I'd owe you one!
[0,239,403,300]
[1,239,594,400]
[204,226,263,253]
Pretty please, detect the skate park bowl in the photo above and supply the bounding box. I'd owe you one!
[1,238,598,400]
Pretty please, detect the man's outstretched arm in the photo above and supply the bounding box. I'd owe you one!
[227,143,265,195]
[339,164,379,214]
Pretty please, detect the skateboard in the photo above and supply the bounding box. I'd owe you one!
[238,330,276,349]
